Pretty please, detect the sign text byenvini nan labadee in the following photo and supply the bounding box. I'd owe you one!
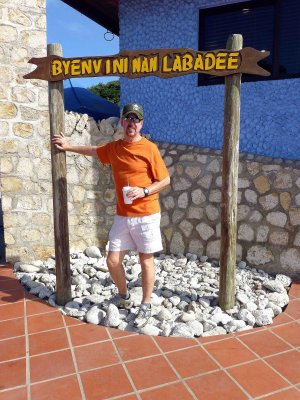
[24,47,270,81]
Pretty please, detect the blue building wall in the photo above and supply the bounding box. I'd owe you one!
[119,0,300,160]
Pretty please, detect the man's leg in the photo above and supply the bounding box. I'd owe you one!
[139,252,155,303]
[106,250,127,295]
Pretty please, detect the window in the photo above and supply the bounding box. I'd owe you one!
[198,0,300,85]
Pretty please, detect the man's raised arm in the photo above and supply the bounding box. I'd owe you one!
[52,133,98,157]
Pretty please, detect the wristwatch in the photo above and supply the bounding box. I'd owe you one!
[143,187,149,197]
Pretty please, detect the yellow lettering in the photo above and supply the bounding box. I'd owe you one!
[124,58,128,73]
[70,59,81,76]
[193,54,204,70]
[92,59,102,74]
[132,57,141,73]
[141,57,149,73]
[81,59,92,74]
[149,56,158,72]
[62,60,71,74]
[51,60,62,76]
[228,52,239,69]
[182,54,193,71]
[215,52,227,70]
[162,55,172,72]
[204,53,215,70]
[106,60,111,74]
[172,55,182,72]
[112,58,124,74]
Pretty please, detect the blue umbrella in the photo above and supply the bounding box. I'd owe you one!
[64,86,120,121]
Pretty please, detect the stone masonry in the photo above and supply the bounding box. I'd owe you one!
[0,0,50,261]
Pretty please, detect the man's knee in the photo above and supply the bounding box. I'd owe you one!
[107,251,125,269]
[139,253,154,269]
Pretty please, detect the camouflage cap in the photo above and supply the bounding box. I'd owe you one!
[122,103,144,120]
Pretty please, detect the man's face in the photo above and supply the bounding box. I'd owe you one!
[121,112,143,139]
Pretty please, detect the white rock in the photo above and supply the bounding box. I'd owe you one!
[86,306,106,324]
[174,257,187,267]
[40,274,56,285]
[267,302,282,316]
[236,293,249,304]
[203,321,218,332]
[85,246,101,258]
[156,308,173,321]
[238,309,256,326]
[244,301,258,312]
[83,266,97,278]
[90,282,103,294]
[186,320,203,336]
[210,313,232,325]
[263,279,285,293]
[275,274,292,287]
[104,304,121,327]
[252,309,274,326]
[85,294,105,304]
[227,320,246,329]
[131,263,142,276]
[202,327,227,337]
[172,323,194,338]
[169,295,181,306]
[19,264,42,273]
[181,311,196,322]
[72,275,88,285]
[160,320,173,336]
[161,260,174,272]
[31,260,44,267]
[199,298,210,308]
[267,292,289,308]
[256,297,269,310]
[140,325,160,336]
[151,293,164,306]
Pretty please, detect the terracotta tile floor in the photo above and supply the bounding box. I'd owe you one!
[0,263,300,400]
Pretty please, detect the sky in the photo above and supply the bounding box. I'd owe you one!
[46,0,120,89]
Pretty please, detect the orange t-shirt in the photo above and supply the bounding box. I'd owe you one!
[96,138,169,217]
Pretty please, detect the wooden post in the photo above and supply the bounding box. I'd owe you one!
[219,34,243,311]
[48,43,72,306]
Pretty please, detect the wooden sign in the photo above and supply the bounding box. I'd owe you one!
[24,47,270,81]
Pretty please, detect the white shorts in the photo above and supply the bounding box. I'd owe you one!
[108,213,163,254]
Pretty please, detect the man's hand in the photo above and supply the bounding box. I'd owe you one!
[52,132,70,152]
[127,187,145,200]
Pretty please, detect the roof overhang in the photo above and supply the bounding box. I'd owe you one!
[61,0,119,36]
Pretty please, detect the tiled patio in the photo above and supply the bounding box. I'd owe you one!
[0,263,299,400]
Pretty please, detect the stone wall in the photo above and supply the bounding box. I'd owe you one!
[158,145,300,281]
[0,0,50,261]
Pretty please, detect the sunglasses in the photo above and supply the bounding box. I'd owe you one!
[123,116,142,123]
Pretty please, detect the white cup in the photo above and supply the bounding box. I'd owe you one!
[122,186,132,204]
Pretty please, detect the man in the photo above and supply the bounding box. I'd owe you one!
[52,103,170,327]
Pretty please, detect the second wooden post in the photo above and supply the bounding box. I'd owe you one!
[219,34,243,311]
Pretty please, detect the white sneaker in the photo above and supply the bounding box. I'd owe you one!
[118,294,133,310]
[134,304,151,328]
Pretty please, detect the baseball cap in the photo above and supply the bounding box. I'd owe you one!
[122,103,144,120]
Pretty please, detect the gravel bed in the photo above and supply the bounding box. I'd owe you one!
[14,246,291,338]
